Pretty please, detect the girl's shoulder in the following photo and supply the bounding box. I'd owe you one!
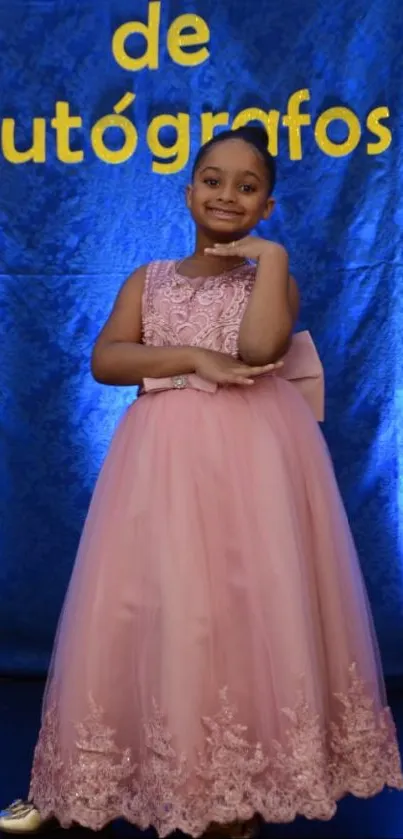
[141,259,175,302]
[147,258,174,269]
[144,259,174,280]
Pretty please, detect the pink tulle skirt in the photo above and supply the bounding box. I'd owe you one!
[29,377,403,836]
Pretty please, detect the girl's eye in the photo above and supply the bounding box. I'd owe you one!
[202,178,255,193]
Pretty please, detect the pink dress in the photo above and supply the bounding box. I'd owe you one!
[29,260,402,837]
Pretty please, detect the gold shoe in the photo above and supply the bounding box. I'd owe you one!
[0,800,43,834]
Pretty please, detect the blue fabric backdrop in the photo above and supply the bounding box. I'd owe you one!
[0,0,402,676]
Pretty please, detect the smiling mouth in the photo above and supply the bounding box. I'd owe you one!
[207,208,243,219]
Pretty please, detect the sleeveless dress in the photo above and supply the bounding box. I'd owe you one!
[29,260,402,837]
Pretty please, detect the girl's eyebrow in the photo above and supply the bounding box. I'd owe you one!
[200,165,262,182]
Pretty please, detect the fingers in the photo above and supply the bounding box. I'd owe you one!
[248,361,284,376]
[220,361,284,386]
[225,376,255,386]
[205,246,243,257]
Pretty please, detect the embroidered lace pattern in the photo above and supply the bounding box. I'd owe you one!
[29,665,403,837]
[141,260,256,358]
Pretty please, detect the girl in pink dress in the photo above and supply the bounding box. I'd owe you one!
[1,126,402,838]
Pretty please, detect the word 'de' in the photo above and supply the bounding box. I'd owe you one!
[112,2,210,71]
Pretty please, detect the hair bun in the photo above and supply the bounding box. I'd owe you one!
[234,124,269,150]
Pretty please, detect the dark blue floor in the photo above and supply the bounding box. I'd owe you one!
[1,678,403,838]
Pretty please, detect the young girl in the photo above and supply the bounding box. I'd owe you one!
[1,126,402,838]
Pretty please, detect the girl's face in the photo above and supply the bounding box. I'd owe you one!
[187,138,275,242]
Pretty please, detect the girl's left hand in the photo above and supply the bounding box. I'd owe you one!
[205,237,286,262]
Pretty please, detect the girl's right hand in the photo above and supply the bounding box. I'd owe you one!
[193,349,283,386]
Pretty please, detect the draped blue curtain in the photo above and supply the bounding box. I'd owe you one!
[1,0,402,675]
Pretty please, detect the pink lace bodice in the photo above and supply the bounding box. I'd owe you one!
[142,260,256,358]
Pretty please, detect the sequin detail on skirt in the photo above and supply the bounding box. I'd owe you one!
[29,665,403,837]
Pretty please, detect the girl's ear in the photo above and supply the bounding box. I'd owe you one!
[262,197,275,221]
[186,185,193,209]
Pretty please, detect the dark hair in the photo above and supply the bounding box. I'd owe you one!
[192,125,276,194]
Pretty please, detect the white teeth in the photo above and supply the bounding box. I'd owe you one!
[210,209,238,217]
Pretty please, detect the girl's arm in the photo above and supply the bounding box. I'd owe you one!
[206,239,300,366]
[91,267,198,386]
[238,245,300,365]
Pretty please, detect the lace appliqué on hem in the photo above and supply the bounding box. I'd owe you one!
[29,665,403,837]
